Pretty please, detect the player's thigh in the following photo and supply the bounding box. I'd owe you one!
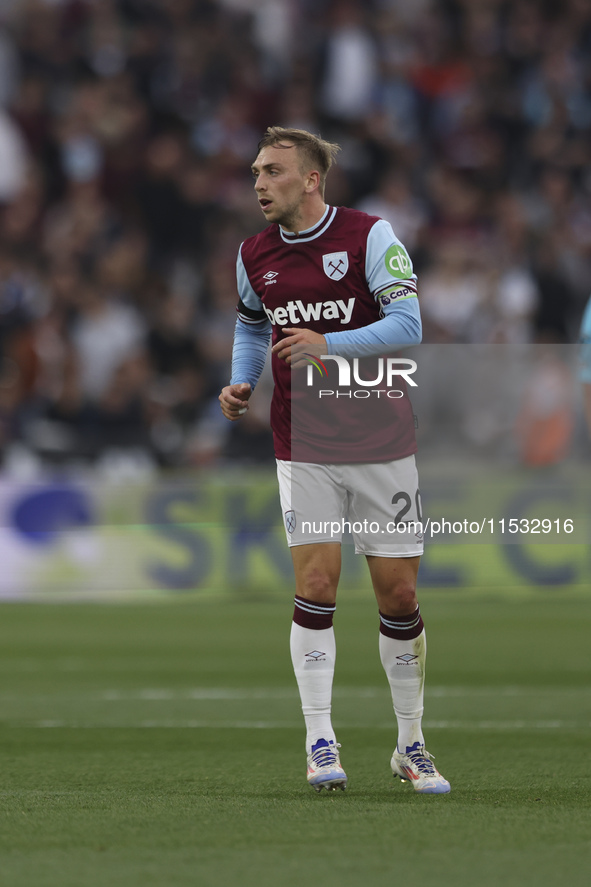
[276,459,348,546]
[291,542,341,604]
[345,455,424,557]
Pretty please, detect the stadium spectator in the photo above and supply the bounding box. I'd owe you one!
[319,2,378,124]
[356,170,427,252]
[0,106,28,201]
[70,276,146,401]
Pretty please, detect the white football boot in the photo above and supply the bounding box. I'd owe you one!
[391,742,450,794]
[306,738,347,792]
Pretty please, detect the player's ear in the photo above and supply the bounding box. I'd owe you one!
[304,170,321,194]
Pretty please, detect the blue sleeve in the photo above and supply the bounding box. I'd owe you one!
[230,317,271,388]
[580,296,591,384]
[324,219,421,354]
[236,244,268,325]
[230,245,271,386]
[323,296,421,353]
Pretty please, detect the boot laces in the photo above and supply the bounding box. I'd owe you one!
[310,742,341,769]
[407,748,437,775]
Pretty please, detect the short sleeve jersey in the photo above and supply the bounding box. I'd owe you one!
[237,205,419,463]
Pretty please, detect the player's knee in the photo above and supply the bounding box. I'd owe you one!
[298,567,338,604]
[381,582,417,616]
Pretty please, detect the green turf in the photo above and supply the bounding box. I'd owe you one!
[0,592,590,887]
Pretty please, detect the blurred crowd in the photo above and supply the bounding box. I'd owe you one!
[0,0,590,473]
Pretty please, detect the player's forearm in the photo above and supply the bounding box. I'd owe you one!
[323,299,422,355]
[230,317,271,387]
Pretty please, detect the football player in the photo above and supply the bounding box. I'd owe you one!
[220,127,449,794]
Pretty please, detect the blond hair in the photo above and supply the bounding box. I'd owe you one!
[257,126,340,197]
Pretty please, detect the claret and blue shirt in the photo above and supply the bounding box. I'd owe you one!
[231,205,422,462]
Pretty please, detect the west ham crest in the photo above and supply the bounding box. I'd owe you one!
[322,252,349,281]
[285,510,296,534]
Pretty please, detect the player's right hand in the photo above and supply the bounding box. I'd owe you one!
[219,383,252,421]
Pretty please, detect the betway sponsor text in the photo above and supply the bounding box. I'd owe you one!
[263,298,355,326]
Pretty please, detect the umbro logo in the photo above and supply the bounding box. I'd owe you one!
[305,650,326,661]
[263,271,278,285]
[396,654,418,663]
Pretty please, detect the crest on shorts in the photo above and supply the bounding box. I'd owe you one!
[285,510,296,534]
[322,251,349,281]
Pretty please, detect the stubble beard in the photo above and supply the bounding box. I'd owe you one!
[270,198,304,233]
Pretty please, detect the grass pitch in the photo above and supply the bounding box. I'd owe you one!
[0,591,590,887]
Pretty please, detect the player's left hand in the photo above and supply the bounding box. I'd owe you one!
[271,328,327,366]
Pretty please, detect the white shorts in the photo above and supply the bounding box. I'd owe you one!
[276,455,424,557]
